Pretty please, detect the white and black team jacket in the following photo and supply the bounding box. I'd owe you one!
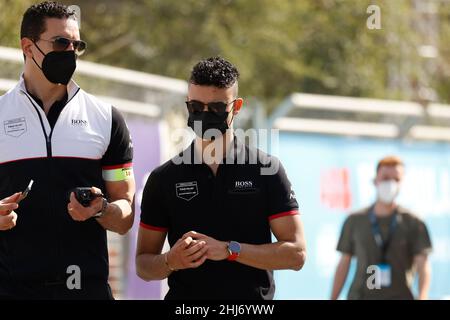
[0,76,133,299]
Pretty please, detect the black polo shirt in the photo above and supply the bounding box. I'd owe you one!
[140,138,299,300]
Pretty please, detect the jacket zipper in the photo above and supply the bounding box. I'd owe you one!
[21,89,80,284]
[22,88,80,156]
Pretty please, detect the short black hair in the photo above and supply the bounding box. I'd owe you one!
[20,1,76,41]
[189,56,240,89]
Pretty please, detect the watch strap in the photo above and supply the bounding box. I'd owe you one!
[93,197,108,218]
[227,241,241,261]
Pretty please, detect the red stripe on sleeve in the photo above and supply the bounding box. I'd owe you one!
[102,162,133,170]
[268,210,299,221]
[139,222,168,232]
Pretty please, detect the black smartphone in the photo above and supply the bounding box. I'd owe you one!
[72,187,104,207]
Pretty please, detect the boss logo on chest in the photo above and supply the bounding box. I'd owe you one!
[229,180,259,194]
[71,119,88,127]
[235,181,253,188]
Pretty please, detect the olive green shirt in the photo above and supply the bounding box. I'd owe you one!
[337,205,432,300]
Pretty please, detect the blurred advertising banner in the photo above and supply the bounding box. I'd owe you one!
[107,116,163,300]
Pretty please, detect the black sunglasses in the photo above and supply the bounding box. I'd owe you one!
[185,99,236,114]
[38,37,87,56]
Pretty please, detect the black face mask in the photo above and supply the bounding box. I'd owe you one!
[187,110,234,140]
[32,42,76,85]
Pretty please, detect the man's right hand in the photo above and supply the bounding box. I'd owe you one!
[165,236,208,271]
[0,193,21,231]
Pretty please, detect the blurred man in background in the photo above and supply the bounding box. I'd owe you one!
[331,156,432,300]
[0,1,135,299]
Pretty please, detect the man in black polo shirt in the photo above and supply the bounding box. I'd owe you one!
[136,56,306,300]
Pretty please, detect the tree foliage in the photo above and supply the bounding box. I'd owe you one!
[1,0,449,108]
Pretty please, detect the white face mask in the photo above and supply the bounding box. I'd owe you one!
[377,180,399,204]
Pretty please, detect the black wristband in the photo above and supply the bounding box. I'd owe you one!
[93,197,108,218]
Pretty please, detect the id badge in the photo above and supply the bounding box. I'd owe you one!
[377,263,392,287]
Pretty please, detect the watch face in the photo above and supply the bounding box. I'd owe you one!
[229,241,241,253]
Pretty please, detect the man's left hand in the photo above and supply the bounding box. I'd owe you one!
[67,187,104,221]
